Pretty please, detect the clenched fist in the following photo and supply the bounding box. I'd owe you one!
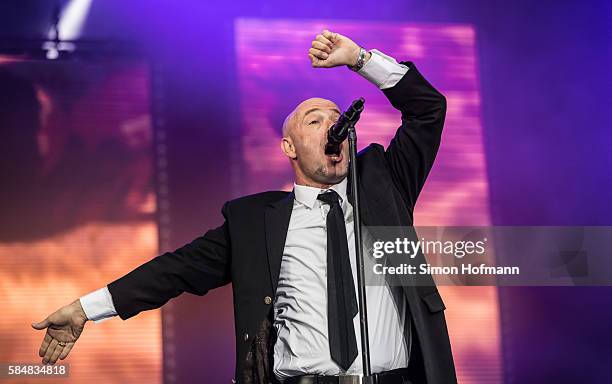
[308,29,371,68]
[31,299,88,365]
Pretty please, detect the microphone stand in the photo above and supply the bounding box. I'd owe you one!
[346,101,373,383]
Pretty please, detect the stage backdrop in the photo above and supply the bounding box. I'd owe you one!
[0,55,161,383]
[233,19,501,384]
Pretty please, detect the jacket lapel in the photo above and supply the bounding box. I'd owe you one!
[264,191,294,294]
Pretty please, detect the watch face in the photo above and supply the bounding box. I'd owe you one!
[352,50,365,71]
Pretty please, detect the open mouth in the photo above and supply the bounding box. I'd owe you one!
[324,142,341,155]
[326,152,343,163]
[324,142,343,163]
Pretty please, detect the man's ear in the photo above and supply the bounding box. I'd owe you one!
[280,137,297,159]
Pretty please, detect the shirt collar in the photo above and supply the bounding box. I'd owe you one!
[293,177,348,209]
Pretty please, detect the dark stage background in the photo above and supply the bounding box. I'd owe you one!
[1,1,611,383]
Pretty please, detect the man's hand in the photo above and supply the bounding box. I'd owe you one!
[31,300,88,365]
[308,29,371,69]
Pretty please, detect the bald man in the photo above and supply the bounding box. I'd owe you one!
[32,30,456,384]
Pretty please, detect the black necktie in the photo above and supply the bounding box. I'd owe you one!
[317,190,358,371]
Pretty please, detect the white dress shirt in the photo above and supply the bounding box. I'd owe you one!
[79,49,411,379]
[273,178,409,381]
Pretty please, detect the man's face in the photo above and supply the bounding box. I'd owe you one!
[281,98,349,187]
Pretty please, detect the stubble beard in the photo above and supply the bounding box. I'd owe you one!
[313,161,347,185]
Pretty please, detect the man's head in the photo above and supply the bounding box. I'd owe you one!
[280,97,349,188]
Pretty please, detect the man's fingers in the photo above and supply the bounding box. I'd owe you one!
[308,47,327,60]
[59,342,75,360]
[39,333,53,357]
[31,318,51,330]
[42,339,58,364]
[48,344,64,365]
[311,40,331,53]
[308,53,319,66]
[315,34,333,49]
[322,29,338,42]
[308,53,320,68]
[308,53,330,68]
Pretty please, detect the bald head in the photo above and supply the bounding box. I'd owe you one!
[279,97,348,189]
[281,97,340,138]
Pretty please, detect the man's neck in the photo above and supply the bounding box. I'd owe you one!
[294,176,347,190]
[294,180,334,189]
[293,175,348,190]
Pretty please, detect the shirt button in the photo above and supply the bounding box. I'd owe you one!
[264,296,272,305]
[243,332,249,342]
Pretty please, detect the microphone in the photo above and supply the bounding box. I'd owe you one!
[325,97,365,155]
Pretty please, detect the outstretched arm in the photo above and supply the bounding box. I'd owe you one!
[32,202,232,364]
[108,203,231,319]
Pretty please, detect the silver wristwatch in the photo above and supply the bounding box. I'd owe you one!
[348,47,367,72]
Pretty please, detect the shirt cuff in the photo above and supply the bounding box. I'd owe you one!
[357,49,409,90]
[79,286,118,323]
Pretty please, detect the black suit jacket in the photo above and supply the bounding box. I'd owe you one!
[108,62,457,384]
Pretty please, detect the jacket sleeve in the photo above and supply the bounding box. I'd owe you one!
[107,202,232,320]
[382,62,446,210]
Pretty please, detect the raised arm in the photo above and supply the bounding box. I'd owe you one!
[308,30,446,210]
[382,63,446,209]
